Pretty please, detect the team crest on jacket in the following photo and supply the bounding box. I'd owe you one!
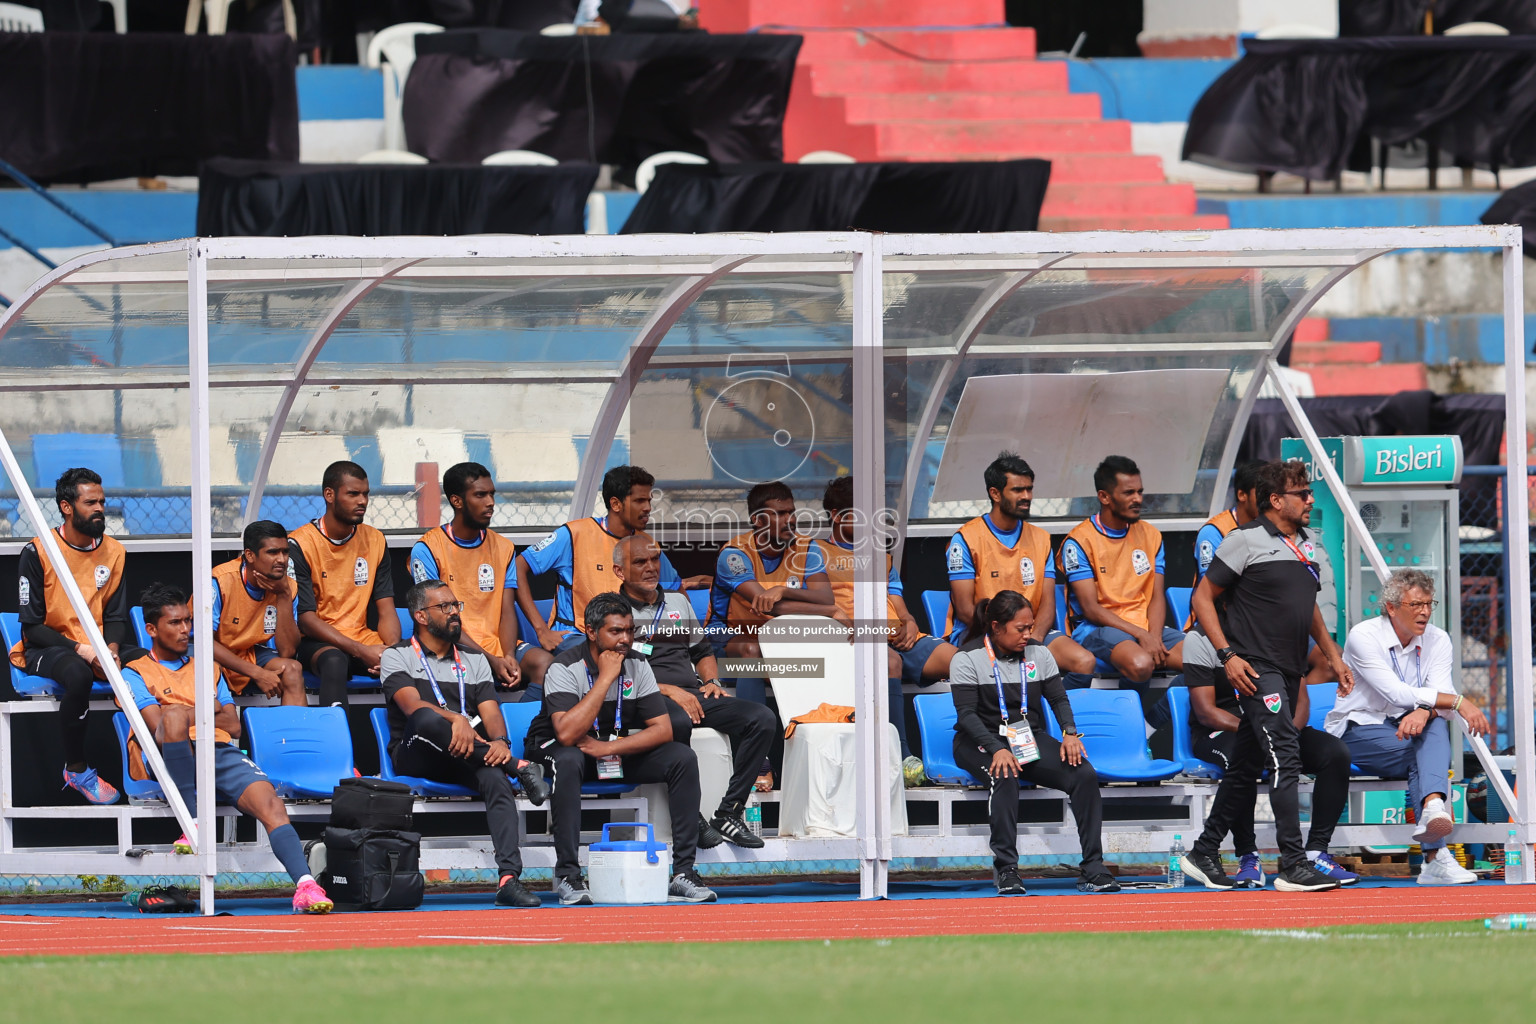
[1018,557,1035,587]
[1263,693,1282,714]
[1131,549,1152,576]
[18,577,28,607]
[353,557,369,586]
[94,564,111,589]
[263,605,277,635]
[477,563,494,593]
[1024,661,1038,681]
[1302,541,1315,559]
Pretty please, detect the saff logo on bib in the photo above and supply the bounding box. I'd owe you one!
[477,563,494,593]
[1062,545,1081,571]
[93,565,111,590]
[946,543,966,573]
[725,552,748,577]
[263,605,278,635]
[410,558,430,584]
[1131,549,1152,576]
[1263,693,1282,714]
[1018,557,1036,587]
[353,557,369,586]
[786,577,801,589]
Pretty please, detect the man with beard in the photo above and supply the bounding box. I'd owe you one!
[525,591,716,906]
[947,453,1095,676]
[288,461,401,707]
[517,465,710,666]
[10,467,147,804]
[1058,455,1185,684]
[410,462,534,690]
[381,579,550,908]
[209,520,306,706]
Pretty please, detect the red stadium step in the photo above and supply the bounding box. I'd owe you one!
[867,151,1168,182]
[808,59,1068,94]
[1296,362,1429,396]
[1041,182,1198,217]
[699,0,1004,33]
[1291,341,1382,364]
[790,27,1036,62]
[842,91,1100,122]
[1293,316,1330,343]
[875,119,1131,155]
[1037,213,1231,231]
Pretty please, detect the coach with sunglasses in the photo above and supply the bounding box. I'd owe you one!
[1182,459,1355,893]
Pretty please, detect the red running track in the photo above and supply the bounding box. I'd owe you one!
[0,887,1531,957]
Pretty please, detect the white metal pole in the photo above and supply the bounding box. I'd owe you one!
[188,244,218,913]
[0,440,200,842]
[851,236,889,899]
[1501,242,1534,881]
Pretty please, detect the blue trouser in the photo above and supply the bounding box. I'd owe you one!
[1342,716,1453,849]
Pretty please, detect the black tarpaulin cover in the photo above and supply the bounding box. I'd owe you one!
[196,159,600,236]
[1483,177,1536,256]
[619,160,1052,233]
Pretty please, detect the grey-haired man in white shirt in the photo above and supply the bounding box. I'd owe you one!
[1332,568,1490,885]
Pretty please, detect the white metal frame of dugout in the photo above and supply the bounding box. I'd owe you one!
[0,227,1527,912]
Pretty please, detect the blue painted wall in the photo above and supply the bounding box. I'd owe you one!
[1198,193,1499,230]
[0,192,197,249]
[1060,57,1233,122]
[295,65,384,120]
[1328,315,1536,365]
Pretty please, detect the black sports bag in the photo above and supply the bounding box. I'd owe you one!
[323,827,424,911]
[330,777,414,831]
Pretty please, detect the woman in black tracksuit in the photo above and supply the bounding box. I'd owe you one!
[950,589,1119,896]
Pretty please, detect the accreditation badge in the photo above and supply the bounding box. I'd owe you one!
[597,751,624,780]
[1000,719,1041,767]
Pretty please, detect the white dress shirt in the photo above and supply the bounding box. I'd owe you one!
[1328,614,1456,736]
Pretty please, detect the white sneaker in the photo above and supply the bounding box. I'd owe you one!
[1417,847,1477,886]
[1411,798,1454,846]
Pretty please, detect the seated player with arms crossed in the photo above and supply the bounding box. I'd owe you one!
[288,461,401,707]
[410,462,534,690]
[122,584,333,914]
[11,467,147,805]
[1058,455,1184,684]
[949,590,1120,896]
[819,475,953,772]
[947,453,1094,676]
[210,520,305,706]
[517,465,709,672]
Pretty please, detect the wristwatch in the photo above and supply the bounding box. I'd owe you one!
[702,678,722,688]
[1062,727,1081,737]
[1216,647,1237,665]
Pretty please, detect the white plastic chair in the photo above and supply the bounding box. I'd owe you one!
[1444,22,1510,35]
[186,0,294,37]
[540,22,577,35]
[482,150,559,166]
[0,3,44,30]
[356,149,429,164]
[798,150,857,164]
[1253,23,1336,39]
[635,151,708,194]
[366,22,444,152]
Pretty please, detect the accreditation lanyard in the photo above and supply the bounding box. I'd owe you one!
[984,636,1026,723]
[1388,644,1421,689]
[585,662,625,736]
[642,597,668,641]
[1277,532,1321,583]
[411,637,467,716]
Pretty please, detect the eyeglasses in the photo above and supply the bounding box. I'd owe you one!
[1282,488,1314,501]
[1401,599,1438,612]
[424,601,464,615]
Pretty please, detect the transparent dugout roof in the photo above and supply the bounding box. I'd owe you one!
[0,230,1501,541]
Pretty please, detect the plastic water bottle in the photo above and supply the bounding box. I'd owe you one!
[1485,914,1529,931]
[1168,835,1186,888]
[745,795,762,838]
[1507,829,1524,872]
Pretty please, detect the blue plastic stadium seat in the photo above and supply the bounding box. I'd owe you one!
[369,707,475,797]
[501,701,634,794]
[514,598,554,647]
[1306,682,1336,733]
[242,706,355,798]
[913,693,971,785]
[396,608,413,638]
[130,606,152,650]
[112,711,166,803]
[921,591,951,640]
[1165,686,1221,778]
[0,612,111,697]
[685,588,708,622]
[1063,689,1182,783]
[1165,586,1192,631]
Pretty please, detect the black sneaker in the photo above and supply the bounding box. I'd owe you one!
[1077,872,1122,893]
[712,812,765,849]
[495,877,541,908]
[515,761,550,806]
[1180,851,1235,890]
[696,814,726,849]
[668,870,717,903]
[1273,862,1342,892]
[995,869,1027,896]
[553,876,594,906]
